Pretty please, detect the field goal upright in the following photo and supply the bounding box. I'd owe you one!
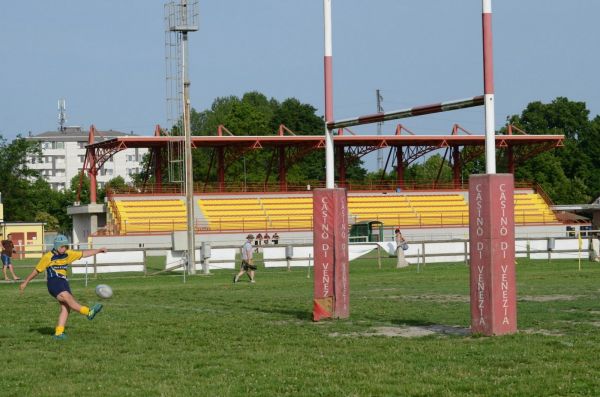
[314,1,516,335]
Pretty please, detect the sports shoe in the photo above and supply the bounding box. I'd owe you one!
[53,333,67,340]
[233,275,238,283]
[250,279,256,283]
[87,303,103,320]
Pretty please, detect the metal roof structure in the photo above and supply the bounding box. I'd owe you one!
[81,124,564,201]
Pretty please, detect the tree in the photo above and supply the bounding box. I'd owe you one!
[0,135,43,221]
[67,173,90,205]
[506,97,597,203]
[35,211,59,231]
[100,175,128,199]
[405,154,453,186]
[188,92,356,187]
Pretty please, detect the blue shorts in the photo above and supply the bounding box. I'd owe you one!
[1,254,11,267]
[47,277,72,298]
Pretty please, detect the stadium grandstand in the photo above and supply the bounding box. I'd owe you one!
[69,125,585,245]
[103,186,564,236]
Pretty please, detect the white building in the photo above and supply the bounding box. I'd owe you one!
[26,127,147,191]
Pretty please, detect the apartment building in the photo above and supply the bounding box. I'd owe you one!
[26,127,147,191]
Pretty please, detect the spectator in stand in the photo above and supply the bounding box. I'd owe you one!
[272,232,279,245]
[256,233,262,246]
[263,233,270,245]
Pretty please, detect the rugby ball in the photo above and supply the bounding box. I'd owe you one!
[95,284,113,299]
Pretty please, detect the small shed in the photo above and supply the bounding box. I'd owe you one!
[1,222,46,259]
[349,221,384,242]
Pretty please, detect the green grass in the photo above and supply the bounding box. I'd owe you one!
[2,255,600,396]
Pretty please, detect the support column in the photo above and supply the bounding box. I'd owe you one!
[396,147,404,189]
[452,146,461,188]
[154,149,163,193]
[507,146,515,175]
[469,174,517,335]
[217,147,225,192]
[279,147,286,192]
[337,146,346,188]
[88,125,97,204]
[154,125,162,193]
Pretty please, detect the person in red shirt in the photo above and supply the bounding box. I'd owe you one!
[1,234,20,281]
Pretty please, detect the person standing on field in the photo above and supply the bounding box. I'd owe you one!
[19,234,107,340]
[1,234,20,281]
[394,227,409,268]
[234,234,256,283]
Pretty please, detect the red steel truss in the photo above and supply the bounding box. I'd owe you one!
[80,124,564,202]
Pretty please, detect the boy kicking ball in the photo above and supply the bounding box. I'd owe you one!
[20,234,108,340]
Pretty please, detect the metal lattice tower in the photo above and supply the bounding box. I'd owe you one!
[164,0,200,276]
[164,0,198,184]
[58,99,67,132]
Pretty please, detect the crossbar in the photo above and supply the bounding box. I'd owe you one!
[327,95,484,130]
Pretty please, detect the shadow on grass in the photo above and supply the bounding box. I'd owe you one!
[31,327,54,336]
[391,319,471,336]
[245,305,312,321]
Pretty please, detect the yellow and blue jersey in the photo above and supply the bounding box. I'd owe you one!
[35,249,83,280]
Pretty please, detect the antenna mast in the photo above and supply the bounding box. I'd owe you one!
[58,99,67,132]
[165,0,200,276]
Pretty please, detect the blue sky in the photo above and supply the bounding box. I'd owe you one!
[1,1,598,169]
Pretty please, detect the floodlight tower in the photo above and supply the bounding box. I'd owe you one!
[165,0,200,276]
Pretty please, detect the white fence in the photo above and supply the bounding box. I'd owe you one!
[72,250,146,274]
[66,236,599,276]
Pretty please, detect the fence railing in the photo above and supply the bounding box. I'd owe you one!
[9,235,599,279]
[101,209,563,236]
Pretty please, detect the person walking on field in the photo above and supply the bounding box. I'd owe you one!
[1,234,20,281]
[19,234,107,340]
[394,227,409,268]
[233,234,256,284]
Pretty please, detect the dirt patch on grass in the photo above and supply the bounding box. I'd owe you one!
[330,324,470,338]
[370,294,470,303]
[519,295,581,302]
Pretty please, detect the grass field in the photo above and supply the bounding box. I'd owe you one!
[2,254,600,396]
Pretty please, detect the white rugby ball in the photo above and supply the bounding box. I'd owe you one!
[95,284,113,299]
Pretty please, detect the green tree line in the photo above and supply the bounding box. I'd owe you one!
[1,94,598,233]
